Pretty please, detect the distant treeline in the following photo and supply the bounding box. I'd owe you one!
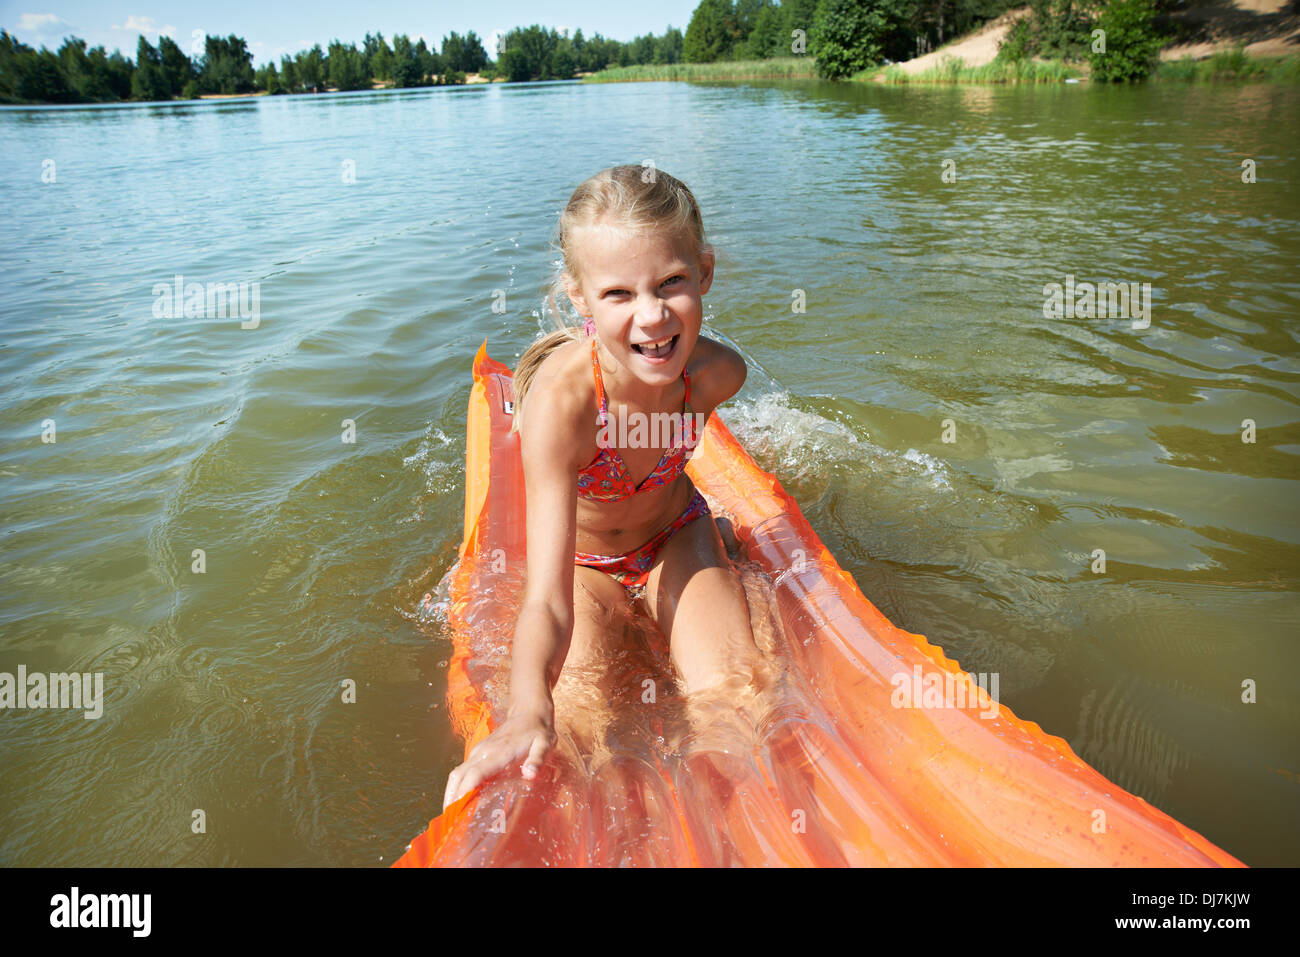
[0,0,1178,103]
[0,29,491,103]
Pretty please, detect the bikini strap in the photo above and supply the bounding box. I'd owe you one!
[589,338,609,427]
[681,366,699,446]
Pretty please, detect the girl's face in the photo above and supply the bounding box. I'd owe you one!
[564,222,713,387]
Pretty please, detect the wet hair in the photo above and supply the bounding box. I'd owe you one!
[511,164,711,434]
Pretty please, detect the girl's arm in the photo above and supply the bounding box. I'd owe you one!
[442,352,587,809]
[505,376,584,720]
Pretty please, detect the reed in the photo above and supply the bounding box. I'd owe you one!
[582,57,817,82]
[1155,49,1300,83]
[880,55,1083,84]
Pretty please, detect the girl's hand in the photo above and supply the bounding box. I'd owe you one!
[442,708,556,811]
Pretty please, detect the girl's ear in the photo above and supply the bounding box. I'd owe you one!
[697,247,716,297]
[563,271,590,316]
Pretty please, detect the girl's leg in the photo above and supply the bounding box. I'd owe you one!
[642,513,764,695]
[552,565,664,757]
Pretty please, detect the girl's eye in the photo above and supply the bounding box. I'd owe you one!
[605,277,683,297]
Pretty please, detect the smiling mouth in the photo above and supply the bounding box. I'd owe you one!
[631,334,679,360]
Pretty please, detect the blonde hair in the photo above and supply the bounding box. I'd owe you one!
[512,164,711,434]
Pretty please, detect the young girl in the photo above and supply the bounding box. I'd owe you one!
[442,165,765,811]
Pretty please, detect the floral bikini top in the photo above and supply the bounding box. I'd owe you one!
[577,338,699,502]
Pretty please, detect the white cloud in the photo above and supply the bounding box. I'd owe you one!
[111,15,176,39]
[17,13,65,32]
[112,15,151,31]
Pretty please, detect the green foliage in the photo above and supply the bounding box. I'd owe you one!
[743,3,785,58]
[883,54,1081,81]
[158,36,195,96]
[1027,0,1097,59]
[279,55,298,93]
[199,34,255,94]
[1089,0,1162,81]
[812,0,890,79]
[657,28,685,64]
[997,18,1032,62]
[782,0,822,53]
[327,40,369,90]
[256,62,287,94]
[1155,49,1300,82]
[296,46,324,92]
[684,0,738,62]
[131,36,171,101]
[583,55,813,81]
[441,31,488,72]
[497,25,607,80]
[551,42,577,78]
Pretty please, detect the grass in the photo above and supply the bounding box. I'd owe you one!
[876,55,1083,84]
[581,57,818,82]
[1155,47,1300,82]
[577,45,1300,87]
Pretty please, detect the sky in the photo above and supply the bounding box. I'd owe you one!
[0,1,701,66]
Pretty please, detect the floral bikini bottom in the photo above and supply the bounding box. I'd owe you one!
[574,489,711,593]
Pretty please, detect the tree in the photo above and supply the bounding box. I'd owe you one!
[1028,0,1097,59]
[416,37,439,81]
[655,27,684,64]
[782,0,822,53]
[498,25,562,81]
[552,40,576,77]
[630,32,656,64]
[370,37,393,81]
[459,32,488,72]
[280,54,299,92]
[500,48,530,81]
[812,0,890,78]
[198,34,254,94]
[390,35,423,86]
[256,61,285,93]
[1090,0,1162,80]
[327,40,368,90]
[743,4,784,58]
[296,44,324,92]
[14,47,77,102]
[684,0,739,62]
[131,36,170,100]
[158,35,195,96]
[735,0,768,42]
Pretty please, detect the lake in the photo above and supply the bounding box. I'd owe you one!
[0,76,1296,866]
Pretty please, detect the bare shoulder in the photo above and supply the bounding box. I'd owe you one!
[518,336,596,472]
[687,335,747,410]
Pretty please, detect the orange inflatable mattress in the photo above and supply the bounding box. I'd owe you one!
[394,344,1244,867]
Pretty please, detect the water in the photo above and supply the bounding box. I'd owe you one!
[1,78,1296,866]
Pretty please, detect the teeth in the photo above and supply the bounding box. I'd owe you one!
[635,336,675,355]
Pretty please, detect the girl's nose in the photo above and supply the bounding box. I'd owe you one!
[636,296,669,323]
